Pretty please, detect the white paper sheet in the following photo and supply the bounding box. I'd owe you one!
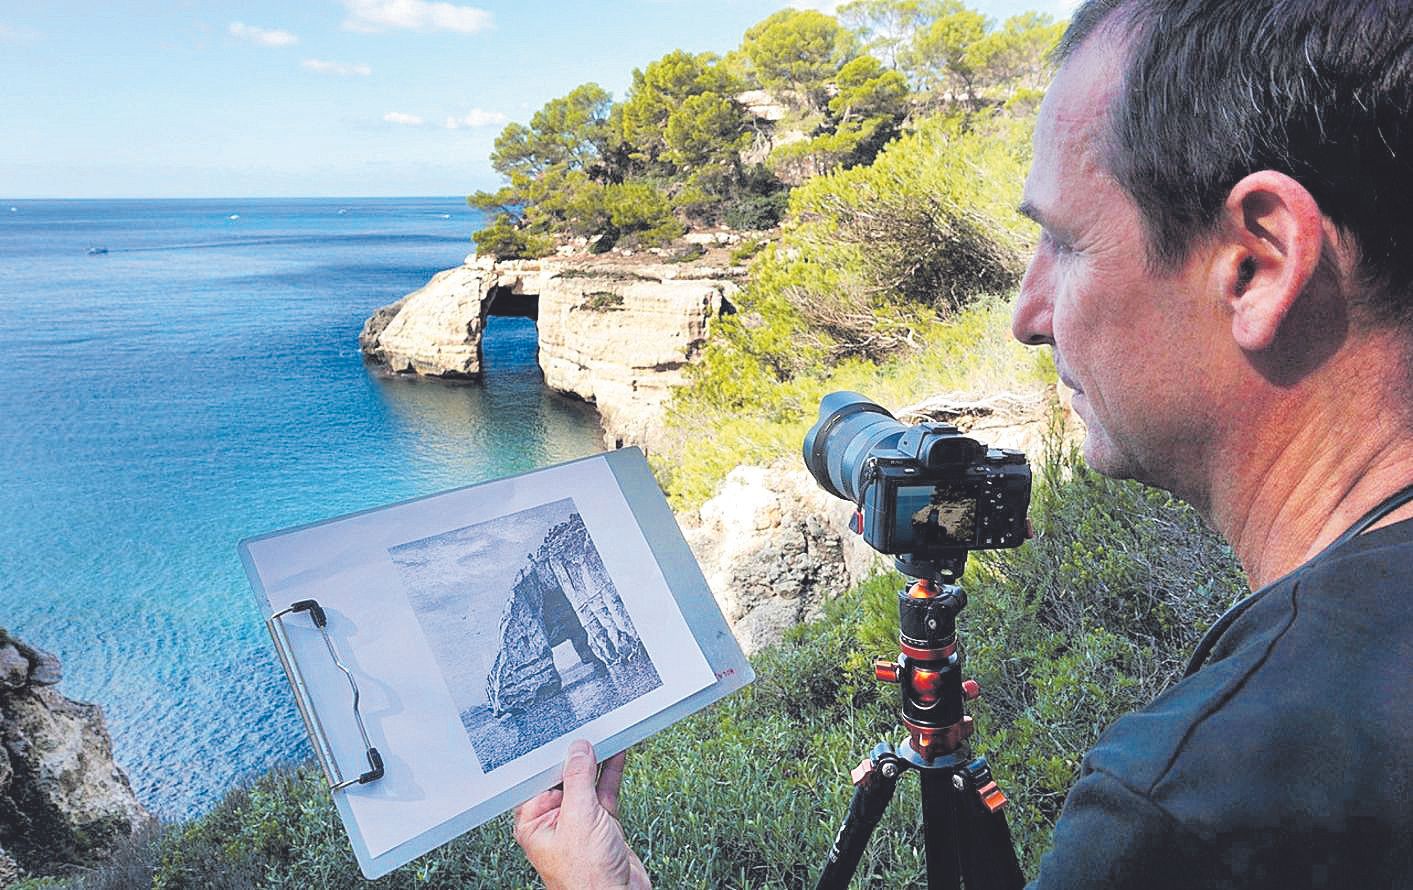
[244,454,715,859]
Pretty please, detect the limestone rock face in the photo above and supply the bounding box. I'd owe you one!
[537,266,734,449]
[0,629,152,884]
[486,514,642,716]
[359,257,738,450]
[358,266,491,378]
[682,464,885,655]
[684,390,1068,654]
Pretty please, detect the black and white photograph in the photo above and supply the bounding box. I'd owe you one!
[390,497,662,772]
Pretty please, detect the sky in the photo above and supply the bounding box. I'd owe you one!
[389,498,578,710]
[0,0,1072,199]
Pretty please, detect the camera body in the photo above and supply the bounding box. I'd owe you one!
[855,427,1030,555]
[803,392,1030,561]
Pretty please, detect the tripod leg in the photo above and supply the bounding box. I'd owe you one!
[815,748,904,890]
[920,769,962,890]
[952,760,1026,890]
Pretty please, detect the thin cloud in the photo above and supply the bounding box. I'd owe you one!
[303,59,373,76]
[443,109,508,129]
[228,22,299,47]
[342,0,493,34]
[383,111,426,126]
[0,23,41,43]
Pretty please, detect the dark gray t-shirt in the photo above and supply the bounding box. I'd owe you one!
[1030,518,1413,888]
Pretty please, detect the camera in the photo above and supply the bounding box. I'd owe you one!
[803,392,1031,564]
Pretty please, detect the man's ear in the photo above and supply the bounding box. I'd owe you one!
[1220,171,1329,352]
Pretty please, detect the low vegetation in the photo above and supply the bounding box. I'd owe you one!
[654,107,1048,509]
[45,448,1243,889]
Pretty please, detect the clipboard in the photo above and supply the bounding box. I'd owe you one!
[239,447,753,879]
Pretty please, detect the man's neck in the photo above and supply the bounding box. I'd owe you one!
[1207,362,1413,590]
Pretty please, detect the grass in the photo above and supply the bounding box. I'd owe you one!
[577,290,625,312]
[45,444,1244,889]
[654,294,1056,510]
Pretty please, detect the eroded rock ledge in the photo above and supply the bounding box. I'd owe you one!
[360,255,742,451]
[0,629,152,886]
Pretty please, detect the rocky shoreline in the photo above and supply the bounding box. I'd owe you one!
[360,252,743,452]
[0,629,152,887]
[360,259,1066,653]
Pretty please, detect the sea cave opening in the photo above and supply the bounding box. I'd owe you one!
[480,285,541,379]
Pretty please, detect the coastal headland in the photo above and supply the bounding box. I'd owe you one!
[360,248,744,452]
[359,256,1067,655]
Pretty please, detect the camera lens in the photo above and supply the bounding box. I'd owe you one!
[802,392,909,503]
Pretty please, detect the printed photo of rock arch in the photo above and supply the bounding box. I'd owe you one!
[389,498,661,772]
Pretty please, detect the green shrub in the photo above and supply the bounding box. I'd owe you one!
[729,239,768,265]
[600,181,686,247]
[722,191,789,231]
[666,243,707,263]
[655,294,1054,509]
[578,290,625,311]
[471,214,554,261]
[787,112,1036,314]
[123,443,1243,888]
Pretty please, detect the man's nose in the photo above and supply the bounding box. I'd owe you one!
[1011,257,1055,346]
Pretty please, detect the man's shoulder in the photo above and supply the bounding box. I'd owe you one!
[1081,527,1413,844]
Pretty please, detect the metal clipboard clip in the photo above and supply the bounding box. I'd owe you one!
[266,599,385,792]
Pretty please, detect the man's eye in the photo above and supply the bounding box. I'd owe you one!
[1043,231,1074,255]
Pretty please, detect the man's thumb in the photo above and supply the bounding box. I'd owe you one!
[559,739,599,817]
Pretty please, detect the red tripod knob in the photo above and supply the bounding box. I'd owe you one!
[962,679,981,701]
[874,659,900,683]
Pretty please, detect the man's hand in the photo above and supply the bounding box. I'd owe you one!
[514,739,651,890]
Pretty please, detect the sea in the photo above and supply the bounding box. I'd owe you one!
[0,197,605,819]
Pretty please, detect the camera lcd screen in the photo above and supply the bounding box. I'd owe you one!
[895,484,978,549]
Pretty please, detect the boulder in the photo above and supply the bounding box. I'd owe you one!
[358,266,492,378]
[0,649,25,691]
[0,629,151,884]
[683,389,1072,654]
[682,464,885,655]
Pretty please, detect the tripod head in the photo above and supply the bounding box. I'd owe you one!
[874,565,980,763]
[817,559,1023,890]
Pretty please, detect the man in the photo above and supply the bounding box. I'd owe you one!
[516,1,1413,886]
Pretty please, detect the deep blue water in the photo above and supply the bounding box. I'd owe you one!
[0,198,603,819]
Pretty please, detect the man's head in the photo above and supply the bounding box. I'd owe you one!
[1013,0,1413,510]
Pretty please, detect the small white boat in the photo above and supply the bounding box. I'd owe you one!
[440,213,451,219]
[87,247,108,255]
[227,214,240,220]
[8,207,16,212]
[338,208,348,215]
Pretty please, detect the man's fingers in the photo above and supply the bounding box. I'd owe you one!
[558,739,599,818]
[597,750,627,818]
[515,787,563,826]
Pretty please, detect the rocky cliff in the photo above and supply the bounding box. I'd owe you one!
[0,629,152,885]
[486,514,644,716]
[361,255,741,451]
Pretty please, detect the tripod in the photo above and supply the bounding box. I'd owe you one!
[816,556,1025,890]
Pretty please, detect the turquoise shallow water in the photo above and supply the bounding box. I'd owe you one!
[0,197,604,818]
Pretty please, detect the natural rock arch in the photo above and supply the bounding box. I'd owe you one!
[485,513,642,716]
